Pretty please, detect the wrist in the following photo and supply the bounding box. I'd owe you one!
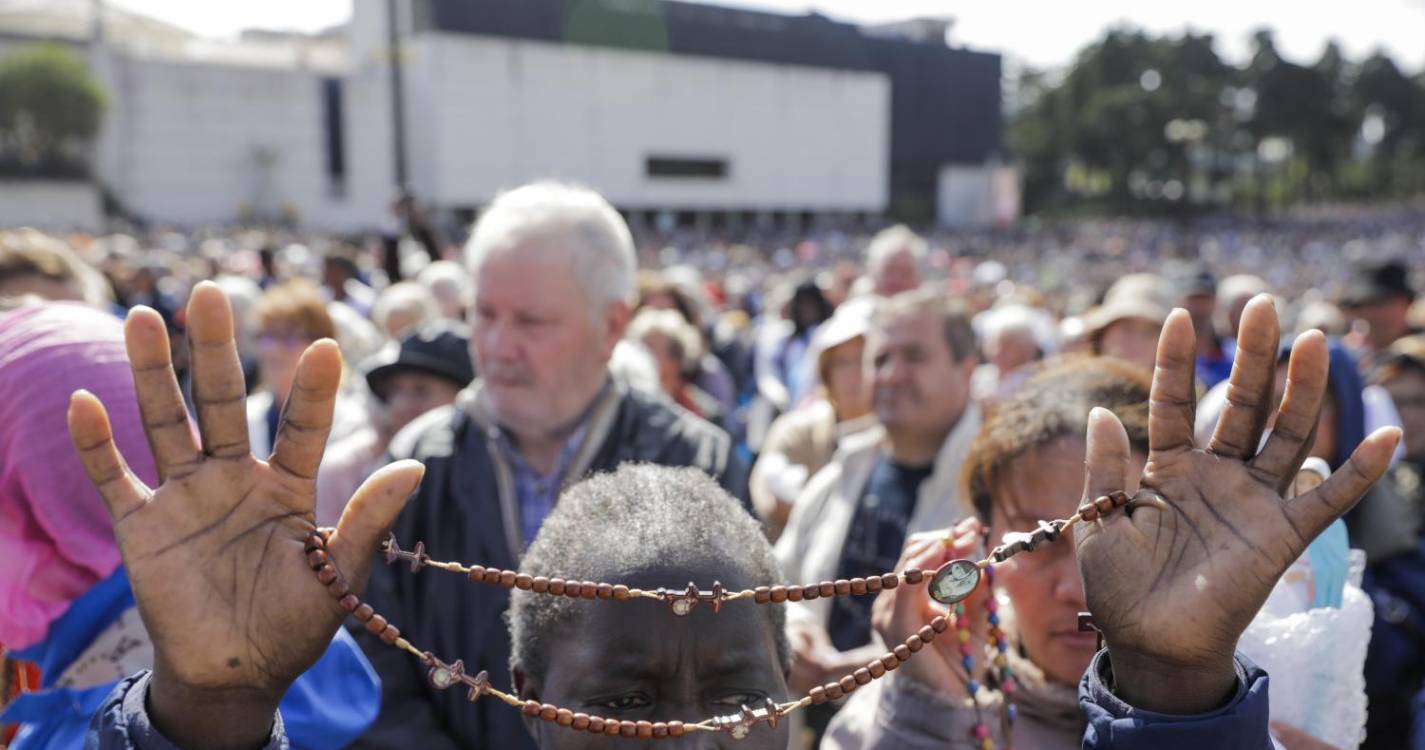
[149,669,281,750]
[1104,647,1237,715]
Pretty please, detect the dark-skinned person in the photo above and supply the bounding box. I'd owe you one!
[0,302,379,750]
[332,182,747,747]
[67,287,1399,749]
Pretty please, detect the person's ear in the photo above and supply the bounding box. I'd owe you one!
[513,666,543,737]
[602,300,632,355]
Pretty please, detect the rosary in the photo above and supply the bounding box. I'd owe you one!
[302,490,1135,745]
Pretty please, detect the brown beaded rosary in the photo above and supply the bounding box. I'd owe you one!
[302,489,1135,741]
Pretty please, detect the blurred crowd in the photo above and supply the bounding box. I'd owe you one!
[3,187,1425,750]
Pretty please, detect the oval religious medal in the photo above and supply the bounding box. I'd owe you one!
[928,559,981,605]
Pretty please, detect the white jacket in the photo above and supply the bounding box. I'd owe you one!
[773,403,982,633]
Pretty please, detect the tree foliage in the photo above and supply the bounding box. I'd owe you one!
[0,44,108,178]
[1009,27,1425,214]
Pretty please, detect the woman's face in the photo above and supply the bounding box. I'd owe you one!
[822,337,870,421]
[989,437,1146,686]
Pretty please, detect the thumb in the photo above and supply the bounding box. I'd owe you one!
[328,460,425,590]
[1083,407,1135,503]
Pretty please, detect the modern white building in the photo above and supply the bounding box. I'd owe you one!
[0,0,1005,232]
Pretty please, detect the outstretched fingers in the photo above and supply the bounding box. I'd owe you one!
[1208,295,1280,460]
[1148,309,1199,457]
[124,308,201,481]
[1288,426,1400,538]
[187,282,252,459]
[68,390,150,522]
[268,339,343,483]
[1251,330,1328,490]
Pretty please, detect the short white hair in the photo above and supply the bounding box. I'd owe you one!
[417,260,472,312]
[465,181,637,315]
[372,281,438,338]
[977,304,1057,356]
[627,308,702,372]
[865,225,926,276]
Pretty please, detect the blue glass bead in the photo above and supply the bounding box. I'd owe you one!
[966,679,980,694]
[962,656,974,671]
[1007,704,1018,723]
[996,640,1009,653]
[988,613,1000,626]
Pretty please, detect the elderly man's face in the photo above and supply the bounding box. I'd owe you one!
[873,251,921,297]
[869,310,975,442]
[472,245,625,437]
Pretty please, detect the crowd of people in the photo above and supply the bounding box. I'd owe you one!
[0,183,1423,750]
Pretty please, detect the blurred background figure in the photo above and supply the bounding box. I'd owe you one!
[863,225,925,298]
[750,297,876,541]
[1344,259,1418,371]
[1084,273,1174,373]
[972,303,1056,407]
[417,260,473,322]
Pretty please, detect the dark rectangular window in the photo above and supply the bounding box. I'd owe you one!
[646,156,728,179]
[321,77,346,197]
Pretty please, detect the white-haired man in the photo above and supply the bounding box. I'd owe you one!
[354,182,745,749]
[864,225,925,297]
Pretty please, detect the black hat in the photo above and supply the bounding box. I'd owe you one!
[1344,260,1415,307]
[1174,264,1217,298]
[363,322,475,401]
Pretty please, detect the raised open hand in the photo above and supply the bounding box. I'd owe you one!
[1075,296,1399,714]
[66,282,423,749]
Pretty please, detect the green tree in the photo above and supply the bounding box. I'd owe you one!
[0,43,108,178]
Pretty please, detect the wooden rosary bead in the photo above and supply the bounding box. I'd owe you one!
[853,667,872,685]
[1094,495,1116,514]
[482,569,502,586]
[612,584,630,601]
[1078,503,1099,521]
[522,700,540,717]
[819,582,836,597]
[838,675,857,694]
[652,722,669,737]
[754,587,771,603]
[514,574,533,590]
[549,578,566,595]
[834,579,852,596]
[555,708,574,727]
[810,686,828,704]
[379,625,401,645]
[824,682,844,700]
[668,721,685,737]
[881,573,900,589]
[597,583,614,599]
[587,717,605,733]
[786,586,804,602]
[338,594,360,613]
[604,720,622,737]
[538,704,558,722]
[620,720,638,737]
[316,566,339,585]
[636,721,653,738]
[365,614,389,635]
[930,615,949,633]
[572,713,590,730]
[353,603,375,622]
[306,549,329,569]
[881,653,900,670]
[326,578,350,598]
[918,624,937,643]
[802,584,821,600]
[867,660,886,679]
[770,586,788,603]
[532,576,550,593]
[904,568,924,584]
[564,581,582,597]
[580,582,598,600]
[905,635,923,652]
[466,565,486,583]
[851,578,868,595]
[865,576,883,593]
[893,644,912,661]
